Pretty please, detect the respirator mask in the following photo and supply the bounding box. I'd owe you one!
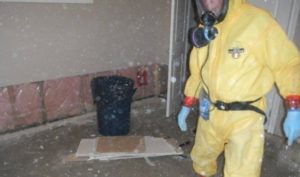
[190,0,229,48]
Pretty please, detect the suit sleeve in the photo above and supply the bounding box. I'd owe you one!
[264,20,300,98]
[184,47,208,99]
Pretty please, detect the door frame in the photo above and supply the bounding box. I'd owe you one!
[166,0,193,117]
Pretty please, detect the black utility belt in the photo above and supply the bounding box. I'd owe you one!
[213,98,267,121]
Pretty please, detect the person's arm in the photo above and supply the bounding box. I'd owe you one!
[183,47,206,103]
[264,20,300,145]
[178,47,207,131]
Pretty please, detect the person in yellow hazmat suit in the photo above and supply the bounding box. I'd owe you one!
[177,0,300,177]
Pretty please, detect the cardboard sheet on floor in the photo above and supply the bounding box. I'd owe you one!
[96,136,145,153]
[69,136,183,161]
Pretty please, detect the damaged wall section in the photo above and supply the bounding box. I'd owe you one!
[0,64,168,134]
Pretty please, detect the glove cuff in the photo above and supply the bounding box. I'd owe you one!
[183,97,198,107]
[285,95,300,110]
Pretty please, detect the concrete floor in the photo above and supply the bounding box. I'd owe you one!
[0,97,300,177]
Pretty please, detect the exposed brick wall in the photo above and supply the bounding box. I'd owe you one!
[0,64,168,134]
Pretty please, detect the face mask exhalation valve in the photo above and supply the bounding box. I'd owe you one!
[190,12,218,48]
[190,0,228,48]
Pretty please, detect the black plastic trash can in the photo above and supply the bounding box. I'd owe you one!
[91,76,135,136]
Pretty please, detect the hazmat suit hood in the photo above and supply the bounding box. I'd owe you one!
[229,0,246,8]
[196,0,246,25]
[221,0,247,22]
[190,0,247,48]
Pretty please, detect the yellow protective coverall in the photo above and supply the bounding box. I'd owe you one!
[184,0,300,177]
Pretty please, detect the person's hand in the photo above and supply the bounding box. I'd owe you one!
[283,110,300,146]
[177,106,191,131]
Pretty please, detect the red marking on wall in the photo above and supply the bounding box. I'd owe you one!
[136,68,148,87]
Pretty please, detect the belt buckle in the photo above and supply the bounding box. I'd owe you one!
[216,101,228,110]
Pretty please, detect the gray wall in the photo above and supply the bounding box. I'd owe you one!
[293,12,300,49]
[0,0,171,87]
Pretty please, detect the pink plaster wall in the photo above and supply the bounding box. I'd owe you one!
[44,77,82,121]
[12,83,43,129]
[0,88,15,131]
